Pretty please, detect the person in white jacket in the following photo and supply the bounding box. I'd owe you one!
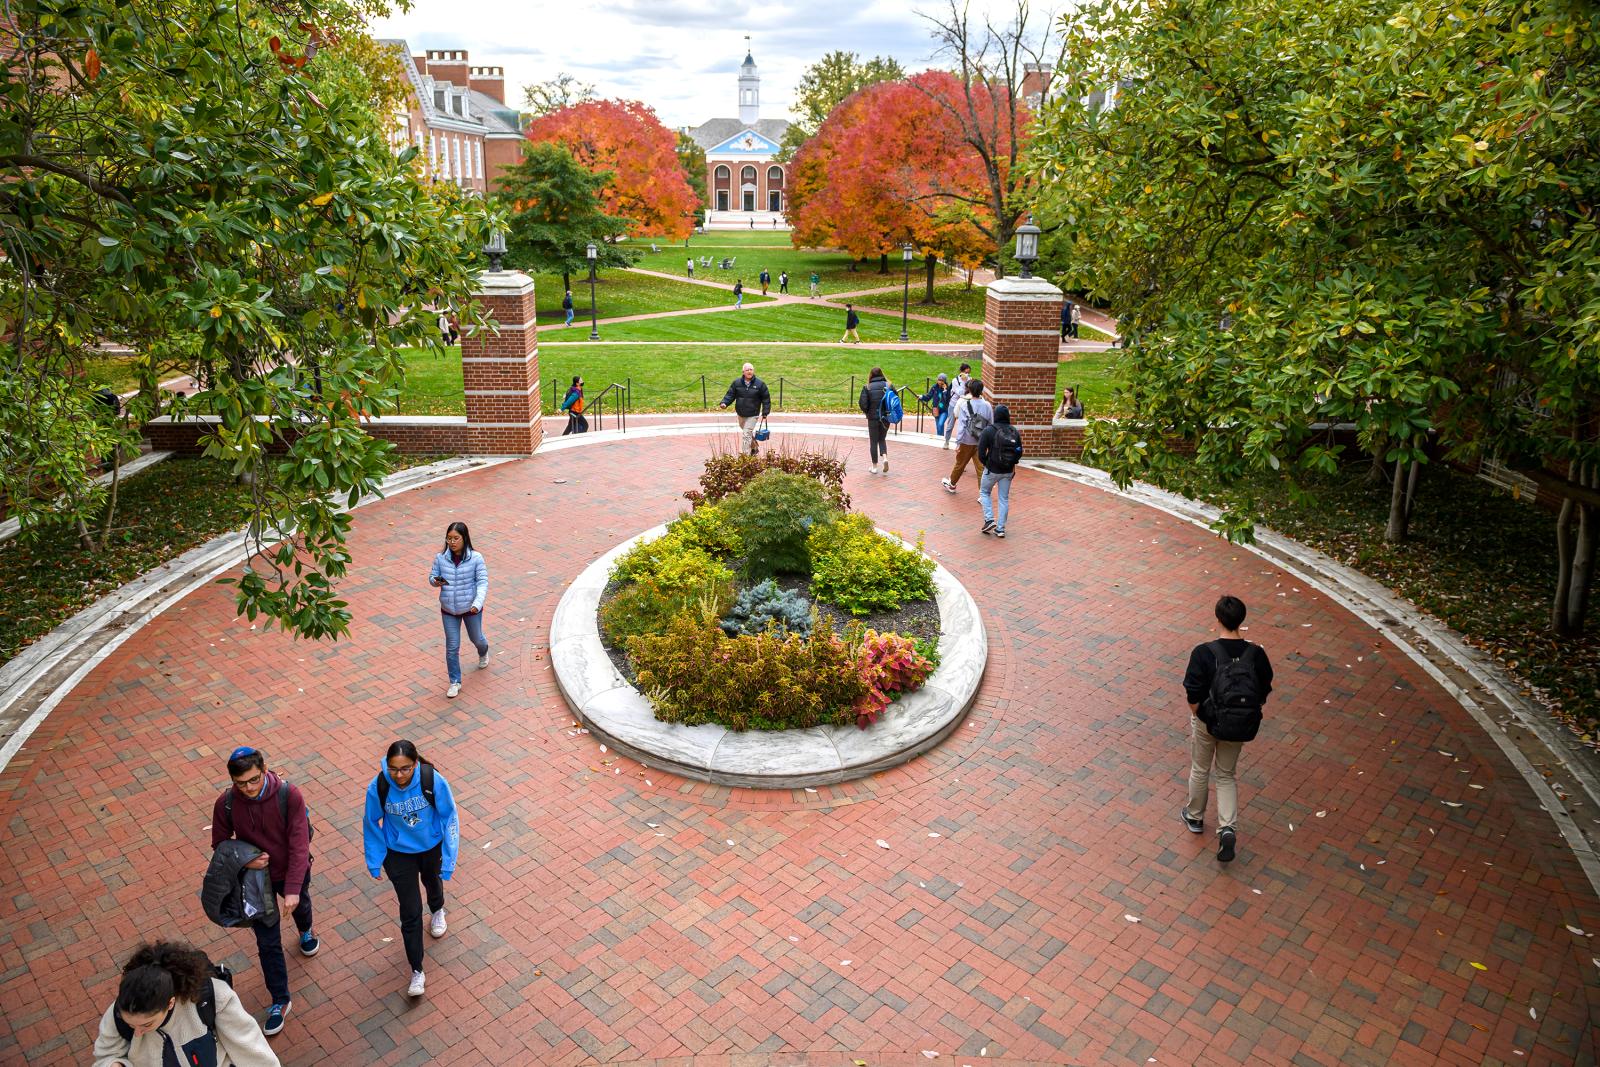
[93,942,279,1067]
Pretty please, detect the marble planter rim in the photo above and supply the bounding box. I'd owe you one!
[550,522,986,789]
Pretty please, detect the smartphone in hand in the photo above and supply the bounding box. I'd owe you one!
[434,577,449,585]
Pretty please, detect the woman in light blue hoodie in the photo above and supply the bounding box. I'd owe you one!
[429,521,489,699]
[363,740,459,998]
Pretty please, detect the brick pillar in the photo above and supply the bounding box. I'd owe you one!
[982,275,1063,457]
[461,269,542,455]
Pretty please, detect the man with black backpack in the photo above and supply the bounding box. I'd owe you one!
[975,403,1023,538]
[211,746,317,1037]
[1181,596,1274,863]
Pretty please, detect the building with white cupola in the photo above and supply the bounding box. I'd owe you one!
[684,48,791,230]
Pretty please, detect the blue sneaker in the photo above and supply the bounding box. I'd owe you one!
[299,930,319,957]
[263,1000,290,1036]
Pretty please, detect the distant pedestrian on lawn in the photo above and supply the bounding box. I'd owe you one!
[561,375,588,435]
[759,268,771,295]
[437,310,452,347]
[429,521,488,700]
[364,740,460,999]
[779,270,789,294]
[562,290,574,327]
[733,279,744,308]
[859,366,892,475]
[921,373,953,439]
[942,378,992,494]
[211,746,317,1038]
[840,304,861,344]
[1070,301,1082,338]
[719,361,772,456]
[809,271,820,298]
[1181,595,1274,864]
[942,363,973,449]
[447,311,460,346]
[976,403,1024,538]
[1056,387,1083,420]
[749,216,755,229]
[686,257,694,278]
[93,941,279,1067]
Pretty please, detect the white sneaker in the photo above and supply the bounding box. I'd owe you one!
[430,909,447,938]
[477,652,489,670]
[446,683,461,699]
[407,971,426,997]
[941,479,958,494]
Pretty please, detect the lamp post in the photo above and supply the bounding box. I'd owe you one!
[899,243,914,342]
[484,229,506,272]
[586,241,599,341]
[1013,214,1041,279]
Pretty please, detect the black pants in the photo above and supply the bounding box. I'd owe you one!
[383,844,445,972]
[867,418,889,464]
[563,411,588,435]
[252,870,312,1005]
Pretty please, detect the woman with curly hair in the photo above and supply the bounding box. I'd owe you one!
[92,941,278,1067]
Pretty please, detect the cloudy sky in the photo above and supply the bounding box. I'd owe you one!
[369,0,1059,128]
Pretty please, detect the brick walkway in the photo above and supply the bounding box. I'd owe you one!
[2,430,1596,1066]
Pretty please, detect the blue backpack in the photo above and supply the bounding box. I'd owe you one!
[880,387,904,426]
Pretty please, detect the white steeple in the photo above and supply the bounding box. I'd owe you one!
[738,39,759,126]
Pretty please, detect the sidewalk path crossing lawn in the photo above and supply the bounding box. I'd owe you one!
[0,429,1595,1065]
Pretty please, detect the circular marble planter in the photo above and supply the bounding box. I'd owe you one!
[550,523,986,789]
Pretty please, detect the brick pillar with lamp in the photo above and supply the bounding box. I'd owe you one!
[461,235,542,455]
[980,217,1062,457]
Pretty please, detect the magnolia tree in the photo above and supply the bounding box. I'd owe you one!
[1031,0,1600,632]
[524,100,699,239]
[1,0,495,640]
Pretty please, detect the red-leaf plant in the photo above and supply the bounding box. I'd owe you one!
[853,629,934,729]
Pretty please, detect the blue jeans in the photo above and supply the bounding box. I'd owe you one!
[564,307,574,325]
[979,469,1013,530]
[252,871,312,1005]
[441,611,488,684]
[934,410,949,438]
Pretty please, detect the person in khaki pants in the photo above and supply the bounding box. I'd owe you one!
[941,379,993,494]
[1180,595,1273,863]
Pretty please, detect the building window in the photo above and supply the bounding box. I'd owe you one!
[741,165,756,185]
[769,190,781,212]
[713,164,730,186]
[767,165,783,187]
[475,142,484,183]
[717,190,729,211]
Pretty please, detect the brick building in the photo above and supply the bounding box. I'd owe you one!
[685,50,790,230]
[382,41,524,194]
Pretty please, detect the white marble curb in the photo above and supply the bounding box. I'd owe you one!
[551,523,986,789]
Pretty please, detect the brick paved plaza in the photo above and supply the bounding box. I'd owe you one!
[2,429,1598,1065]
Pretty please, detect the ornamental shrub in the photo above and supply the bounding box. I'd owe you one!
[600,549,734,644]
[629,613,867,731]
[684,447,850,510]
[809,513,936,615]
[611,505,742,586]
[854,630,936,728]
[721,469,838,578]
[720,579,814,639]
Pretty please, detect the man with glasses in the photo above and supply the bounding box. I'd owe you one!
[211,746,317,1038]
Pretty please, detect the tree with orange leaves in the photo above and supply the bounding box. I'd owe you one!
[524,100,699,239]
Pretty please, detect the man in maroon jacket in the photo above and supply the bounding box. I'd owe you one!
[212,745,316,1037]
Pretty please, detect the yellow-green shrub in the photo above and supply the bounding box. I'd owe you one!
[808,513,935,615]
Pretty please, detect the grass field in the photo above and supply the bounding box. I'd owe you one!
[529,270,772,325]
[542,301,982,345]
[629,234,963,292]
[851,281,1116,342]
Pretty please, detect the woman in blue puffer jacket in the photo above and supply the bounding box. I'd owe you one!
[428,522,489,699]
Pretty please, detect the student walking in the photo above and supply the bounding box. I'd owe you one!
[562,290,575,327]
[840,303,861,344]
[1070,301,1082,339]
[858,366,892,475]
[686,257,695,278]
[733,279,744,308]
[364,741,460,998]
[429,522,488,700]
[719,362,772,456]
[942,363,973,448]
[561,376,588,435]
[1181,595,1274,863]
[210,747,316,1037]
[436,310,453,347]
[759,268,771,295]
[920,373,952,439]
[92,941,279,1067]
[942,378,993,493]
[779,270,789,294]
[975,404,1024,537]
[1061,299,1074,340]
[809,272,820,299]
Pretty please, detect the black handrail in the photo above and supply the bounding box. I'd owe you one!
[586,381,628,433]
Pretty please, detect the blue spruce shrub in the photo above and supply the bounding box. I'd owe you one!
[720,579,815,639]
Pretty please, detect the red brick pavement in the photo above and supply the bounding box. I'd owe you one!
[1,429,1597,1066]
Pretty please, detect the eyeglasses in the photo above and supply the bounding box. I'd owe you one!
[387,762,416,777]
[232,770,264,790]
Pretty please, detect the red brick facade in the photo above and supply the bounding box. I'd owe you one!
[461,270,543,455]
[981,276,1065,457]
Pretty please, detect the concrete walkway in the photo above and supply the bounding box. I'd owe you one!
[0,429,1595,1065]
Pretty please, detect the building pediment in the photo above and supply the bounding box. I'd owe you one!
[707,128,781,156]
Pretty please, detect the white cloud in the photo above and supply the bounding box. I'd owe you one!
[369,0,1059,128]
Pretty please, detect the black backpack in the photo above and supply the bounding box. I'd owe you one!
[991,425,1024,472]
[223,779,314,841]
[113,963,233,1045]
[376,764,436,810]
[1205,640,1265,742]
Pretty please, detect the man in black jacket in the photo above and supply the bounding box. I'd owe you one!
[1181,595,1274,863]
[719,362,772,456]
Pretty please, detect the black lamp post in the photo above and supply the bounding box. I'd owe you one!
[1013,214,1041,279]
[586,241,599,341]
[484,229,506,272]
[899,243,914,342]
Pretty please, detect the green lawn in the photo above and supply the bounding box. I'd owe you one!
[530,270,771,325]
[1056,347,1125,417]
[546,302,981,345]
[852,281,1115,341]
[630,236,958,292]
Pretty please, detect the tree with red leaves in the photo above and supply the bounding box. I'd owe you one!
[524,100,699,239]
